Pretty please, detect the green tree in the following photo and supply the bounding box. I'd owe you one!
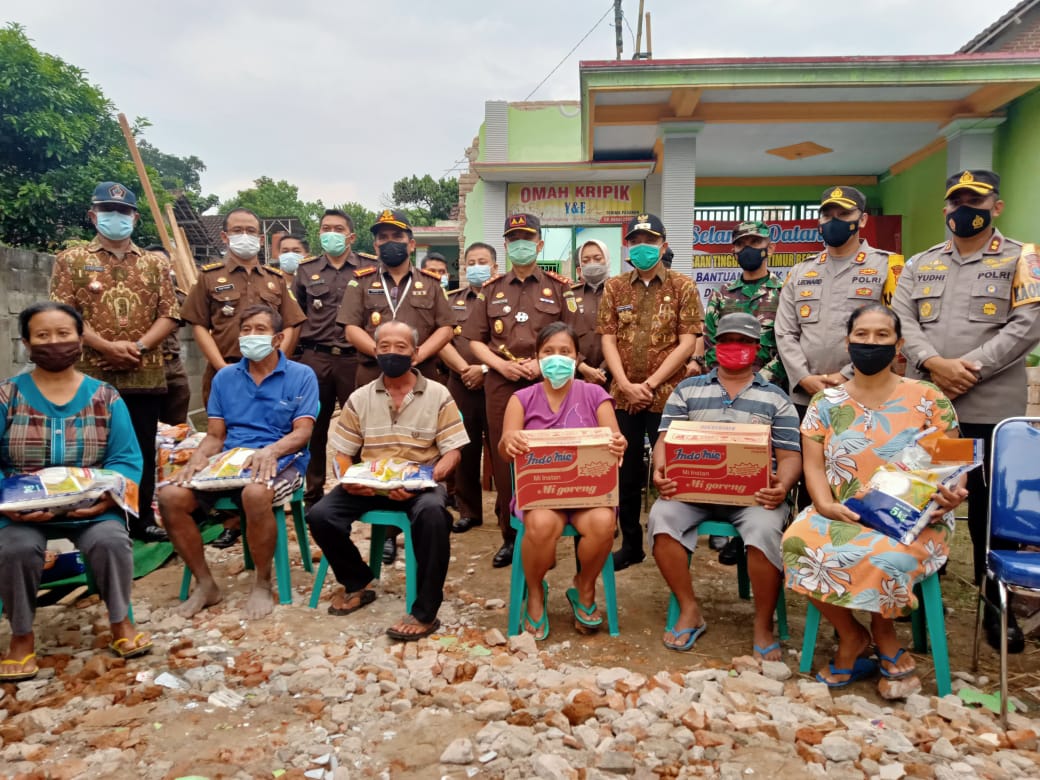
[390,174,459,226]
[0,23,174,250]
[221,176,325,246]
[336,201,377,255]
[139,139,218,213]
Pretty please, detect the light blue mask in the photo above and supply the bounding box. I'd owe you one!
[239,335,275,362]
[440,275,450,289]
[539,355,575,389]
[95,212,135,241]
[278,252,302,274]
[467,264,492,286]
[507,240,539,266]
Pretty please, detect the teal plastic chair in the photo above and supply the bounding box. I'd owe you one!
[179,485,312,606]
[799,570,951,696]
[664,520,789,640]
[309,510,417,613]
[507,514,620,637]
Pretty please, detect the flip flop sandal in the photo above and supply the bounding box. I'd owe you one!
[874,646,917,680]
[0,652,39,681]
[109,633,153,659]
[753,642,782,660]
[663,622,708,652]
[522,581,551,641]
[328,588,377,616]
[566,587,603,632]
[386,617,441,642]
[816,656,878,688]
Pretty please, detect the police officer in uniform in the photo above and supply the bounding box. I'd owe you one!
[776,187,900,413]
[462,213,584,567]
[293,208,378,507]
[440,242,498,533]
[181,207,306,403]
[893,169,1040,653]
[337,209,454,387]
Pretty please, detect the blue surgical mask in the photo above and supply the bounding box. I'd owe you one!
[467,264,492,286]
[539,355,575,389]
[239,335,275,362]
[320,232,347,256]
[440,275,449,289]
[507,240,539,266]
[628,244,661,271]
[95,212,135,241]
[278,252,302,274]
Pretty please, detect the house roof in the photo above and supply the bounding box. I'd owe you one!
[959,0,1040,53]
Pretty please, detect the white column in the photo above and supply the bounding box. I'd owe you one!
[483,100,510,272]
[659,122,704,278]
[940,117,1006,175]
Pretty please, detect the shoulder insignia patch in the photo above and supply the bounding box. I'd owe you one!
[357,251,378,260]
[545,270,572,286]
[419,267,443,281]
[354,267,378,278]
[482,274,503,287]
[201,261,224,272]
[298,255,319,265]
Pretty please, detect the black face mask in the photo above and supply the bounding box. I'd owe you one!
[379,241,411,267]
[947,206,992,238]
[377,352,413,378]
[736,246,767,272]
[848,342,896,376]
[820,218,859,248]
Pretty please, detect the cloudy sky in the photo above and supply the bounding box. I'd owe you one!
[7,1,1020,209]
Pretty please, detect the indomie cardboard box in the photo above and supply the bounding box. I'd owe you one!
[514,427,618,510]
[663,420,771,506]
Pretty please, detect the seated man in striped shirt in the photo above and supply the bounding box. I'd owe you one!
[648,313,802,660]
[307,320,469,641]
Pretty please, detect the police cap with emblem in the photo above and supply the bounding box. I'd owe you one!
[819,186,866,212]
[370,208,413,235]
[503,213,541,237]
[92,181,138,210]
[624,213,666,240]
[944,169,1000,200]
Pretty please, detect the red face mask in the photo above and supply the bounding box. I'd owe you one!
[716,342,757,371]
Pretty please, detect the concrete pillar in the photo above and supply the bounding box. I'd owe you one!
[659,122,704,277]
[484,101,510,272]
[941,117,1006,176]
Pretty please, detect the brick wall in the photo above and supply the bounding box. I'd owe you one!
[972,7,1040,52]
[0,244,206,414]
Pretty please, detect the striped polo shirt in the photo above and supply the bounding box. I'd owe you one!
[330,370,469,463]
[658,369,801,452]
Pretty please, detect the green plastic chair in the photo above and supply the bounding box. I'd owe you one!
[309,510,417,612]
[507,514,621,637]
[798,570,951,696]
[179,485,312,606]
[664,520,789,640]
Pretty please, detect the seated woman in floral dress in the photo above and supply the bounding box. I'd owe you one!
[783,304,968,693]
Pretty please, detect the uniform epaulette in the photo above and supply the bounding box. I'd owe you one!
[201,261,224,272]
[545,270,572,286]
[570,281,585,291]
[447,287,466,296]
[357,251,378,261]
[298,255,320,265]
[482,274,503,287]
[354,266,378,278]
[419,267,443,281]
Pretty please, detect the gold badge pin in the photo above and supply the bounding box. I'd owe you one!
[312,274,321,280]
[495,291,505,298]
[372,281,382,288]
[542,288,552,296]
[494,319,504,334]
[800,290,813,298]
[454,325,462,335]
[920,302,932,317]
[987,284,996,294]
[923,286,931,296]
[663,296,671,303]
[217,277,228,283]
[371,311,381,325]
[972,215,984,230]
[983,302,997,316]
[267,281,276,290]
[960,171,974,184]
[415,282,424,289]
[799,304,811,318]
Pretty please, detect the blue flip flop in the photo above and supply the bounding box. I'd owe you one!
[663,622,708,652]
[753,642,781,660]
[816,656,878,688]
[522,581,550,641]
[566,587,603,631]
[874,646,917,680]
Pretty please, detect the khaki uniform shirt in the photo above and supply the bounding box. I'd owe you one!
[893,230,1040,424]
[50,239,180,393]
[572,280,606,369]
[294,251,377,348]
[775,241,894,406]
[596,266,703,413]
[461,266,582,363]
[337,265,454,349]
[180,256,306,359]
[446,285,484,368]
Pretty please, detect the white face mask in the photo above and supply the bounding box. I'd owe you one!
[228,233,261,259]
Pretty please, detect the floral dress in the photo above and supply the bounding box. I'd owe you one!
[782,379,958,618]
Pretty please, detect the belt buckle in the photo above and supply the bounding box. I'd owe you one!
[331,346,342,356]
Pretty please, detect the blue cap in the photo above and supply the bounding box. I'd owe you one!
[91,181,138,209]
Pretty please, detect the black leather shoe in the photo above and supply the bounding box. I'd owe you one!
[492,542,514,568]
[717,537,742,566]
[211,527,241,549]
[452,516,483,533]
[382,535,398,565]
[134,524,169,543]
[985,609,1026,654]
[612,547,645,571]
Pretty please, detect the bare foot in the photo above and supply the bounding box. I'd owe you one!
[243,583,274,620]
[176,580,223,618]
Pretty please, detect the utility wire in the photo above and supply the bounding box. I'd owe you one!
[525,3,615,101]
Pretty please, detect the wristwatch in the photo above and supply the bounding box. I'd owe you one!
[692,355,706,366]
[135,340,150,354]
[480,364,489,374]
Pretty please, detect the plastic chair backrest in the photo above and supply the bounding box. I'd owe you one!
[990,417,1040,546]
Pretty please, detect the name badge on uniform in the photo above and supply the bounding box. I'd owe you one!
[616,304,633,312]
[215,284,234,292]
[84,265,106,273]
[539,297,555,304]
[367,288,383,295]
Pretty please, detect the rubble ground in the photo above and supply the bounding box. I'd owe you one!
[2,493,1040,779]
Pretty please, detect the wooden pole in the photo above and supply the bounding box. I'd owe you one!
[634,0,645,59]
[163,201,199,288]
[645,12,653,60]
[117,112,174,256]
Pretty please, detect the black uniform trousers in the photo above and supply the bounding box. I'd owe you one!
[296,348,359,506]
[615,408,663,555]
[122,393,163,530]
[447,374,488,523]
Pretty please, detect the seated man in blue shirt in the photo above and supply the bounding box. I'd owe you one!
[649,313,802,659]
[159,305,318,619]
